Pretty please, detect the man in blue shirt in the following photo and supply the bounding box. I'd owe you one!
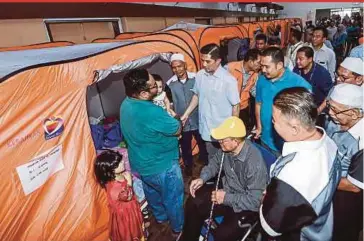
[294,46,333,106]
[255,47,312,155]
[349,44,363,61]
[120,69,184,237]
[181,44,240,161]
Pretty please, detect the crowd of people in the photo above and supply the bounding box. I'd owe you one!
[93,14,363,241]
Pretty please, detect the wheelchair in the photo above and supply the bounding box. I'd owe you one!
[198,137,277,241]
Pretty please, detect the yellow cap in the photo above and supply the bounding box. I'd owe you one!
[211,116,246,140]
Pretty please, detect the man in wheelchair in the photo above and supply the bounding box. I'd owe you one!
[179,116,269,241]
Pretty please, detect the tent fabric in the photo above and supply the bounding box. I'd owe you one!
[95,52,171,82]
[0,17,300,241]
[0,38,197,241]
[0,41,135,81]
[97,31,199,72]
[0,41,75,52]
[162,21,209,31]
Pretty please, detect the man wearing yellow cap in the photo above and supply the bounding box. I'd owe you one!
[180,117,268,241]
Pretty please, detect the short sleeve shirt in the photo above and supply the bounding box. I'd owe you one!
[192,65,240,141]
[256,69,312,151]
[120,97,180,176]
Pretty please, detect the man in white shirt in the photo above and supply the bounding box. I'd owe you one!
[327,21,337,42]
[311,26,336,82]
[260,87,340,241]
[286,29,305,67]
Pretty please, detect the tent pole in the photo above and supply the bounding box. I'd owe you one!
[95,82,106,118]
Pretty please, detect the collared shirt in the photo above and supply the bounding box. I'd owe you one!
[169,75,199,132]
[349,44,364,61]
[167,71,196,85]
[200,140,268,212]
[293,62,334,106]
[192,65,240,141]
[286,41,305,66]
[311,43,336,82]
[256,69,312,151]
[260,127,340,241]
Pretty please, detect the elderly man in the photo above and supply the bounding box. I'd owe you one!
[294,46,333,106]
[119,69,184,238]
[326,83,363,176]
[311,26,336,82]
[168,53,208,175]
[336,57,363,86]
[180,116,268,241]
[325,84,364,241]
[317,57,363,114]
[181,44,240,161]
[255,47,312,156]
[226,48,261,132]
[260,87,340,241]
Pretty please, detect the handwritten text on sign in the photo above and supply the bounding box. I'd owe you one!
[16,145,64,195]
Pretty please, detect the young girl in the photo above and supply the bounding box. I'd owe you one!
[94,150,144,241]
[152,74,176,117]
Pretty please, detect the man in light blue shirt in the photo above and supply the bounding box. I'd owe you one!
[255,47,312,155]
[349,44,363,61]
[181,44,240,161]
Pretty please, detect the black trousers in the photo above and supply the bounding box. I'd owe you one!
[239,97,256,134]
[333,190,363,241]
[180,185,250,241]
[179,130,208,167]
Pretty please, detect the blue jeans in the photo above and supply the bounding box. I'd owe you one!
[141,163,184,232]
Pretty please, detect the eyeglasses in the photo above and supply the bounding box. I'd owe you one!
[326,101,356,116]
[335,72,355,83]
[147,82,158,90]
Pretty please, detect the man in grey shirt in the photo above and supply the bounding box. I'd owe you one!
[180,116,268,241]
[168,53,208,175]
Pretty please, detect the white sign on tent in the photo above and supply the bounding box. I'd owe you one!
[16,144,64,195]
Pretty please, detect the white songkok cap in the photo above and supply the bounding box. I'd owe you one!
[340,57,364,76]
[170,53,185,63]
[329,83,363,109]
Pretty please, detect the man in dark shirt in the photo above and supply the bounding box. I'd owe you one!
[294,46,333,106]
[180,116,268,241]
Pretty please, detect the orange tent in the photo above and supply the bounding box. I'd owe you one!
[0,39,197,241]
[0,41,74,52]
[193,25,246,48]
[111,29,201,68]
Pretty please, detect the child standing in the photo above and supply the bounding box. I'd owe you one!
[152,74,176,117]
[94,150,144,241]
